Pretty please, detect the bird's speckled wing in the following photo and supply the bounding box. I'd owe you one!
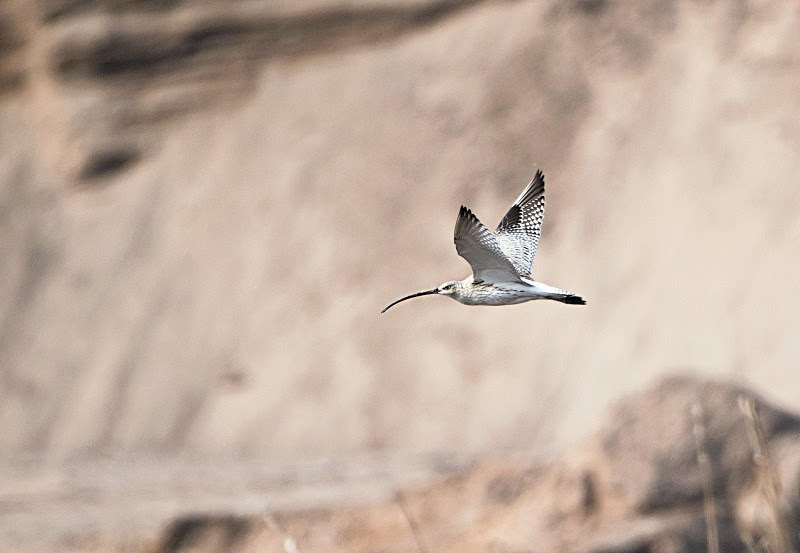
[454,205,521,283]
[495,170,545,277]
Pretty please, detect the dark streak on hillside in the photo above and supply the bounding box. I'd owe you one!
[53,1,495,83]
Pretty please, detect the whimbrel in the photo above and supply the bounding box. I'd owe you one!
[382,170,585,312]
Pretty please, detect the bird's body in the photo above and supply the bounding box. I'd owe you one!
[382,170,585,313]
[444,276,583,306]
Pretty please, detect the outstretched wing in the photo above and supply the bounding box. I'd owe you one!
[454,206,521,283]
[495,170,546,277]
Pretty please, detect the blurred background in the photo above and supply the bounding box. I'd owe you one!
[2,0,800,551]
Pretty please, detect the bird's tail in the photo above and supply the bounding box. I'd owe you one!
[554,293,586,305]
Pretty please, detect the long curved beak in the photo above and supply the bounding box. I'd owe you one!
[381,288,438,313]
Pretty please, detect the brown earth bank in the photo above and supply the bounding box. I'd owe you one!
[3,1,800,551]
[2,376,799,553]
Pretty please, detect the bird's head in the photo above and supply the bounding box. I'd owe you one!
[436,281,459,296]
[381,281,459,313]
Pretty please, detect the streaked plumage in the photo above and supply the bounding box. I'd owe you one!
[382,170,585,313]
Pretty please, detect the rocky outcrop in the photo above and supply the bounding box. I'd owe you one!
[600,376,800,512]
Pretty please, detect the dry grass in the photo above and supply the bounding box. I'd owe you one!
[264,514,300,553]
[692,403,721,553]
[738,397,792,553]
[396,491,431,553]
[692,397,795,553]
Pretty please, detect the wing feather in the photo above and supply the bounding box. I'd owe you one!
[495,170,546,277]
[454,206,521,283]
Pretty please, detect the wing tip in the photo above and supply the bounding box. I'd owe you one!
[456,205,478,231]
[518,170,545,205]
[496,169,545,232]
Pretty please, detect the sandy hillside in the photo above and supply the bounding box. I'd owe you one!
[2,0,800,465]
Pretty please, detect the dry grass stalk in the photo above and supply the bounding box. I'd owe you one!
[395,491,431,553]
[739,396,791,553]
[692,403,721,553]
[264,514,301,553]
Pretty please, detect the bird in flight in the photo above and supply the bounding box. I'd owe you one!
[382,170,585,313]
